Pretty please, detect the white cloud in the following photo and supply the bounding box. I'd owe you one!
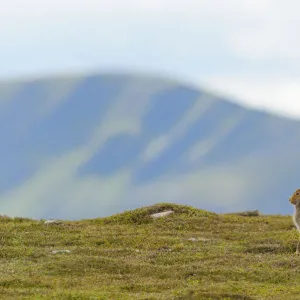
[200,75,300,119]
[2,0,299,62]
[0,0,299,117]
[223,1,300,60]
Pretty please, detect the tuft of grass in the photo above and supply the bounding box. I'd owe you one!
[0,203,299,299]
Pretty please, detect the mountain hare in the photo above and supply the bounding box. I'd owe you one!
[289,189,300,254]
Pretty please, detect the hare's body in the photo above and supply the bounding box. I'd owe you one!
[289,189,300,254]
[293,202,300,232]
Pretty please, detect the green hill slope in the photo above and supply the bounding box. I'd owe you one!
[0,204,298,299]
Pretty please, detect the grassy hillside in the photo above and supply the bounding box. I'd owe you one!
[0,203,299,300]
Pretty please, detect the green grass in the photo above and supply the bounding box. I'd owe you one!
[0,203,299,299]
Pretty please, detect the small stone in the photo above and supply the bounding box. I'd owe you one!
[150,210,174,218]
[51,250,71,254]
[44,219,60,225]
[188,238,197,242]
[198,237,210,242]
[187,237,210,242]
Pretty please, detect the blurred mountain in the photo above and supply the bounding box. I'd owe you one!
[0,72,299,219]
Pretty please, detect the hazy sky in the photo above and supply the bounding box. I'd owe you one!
[1,0,300,118]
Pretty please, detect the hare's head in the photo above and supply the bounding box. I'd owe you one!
[289,189,300,205]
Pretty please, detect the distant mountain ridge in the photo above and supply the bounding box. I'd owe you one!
[0,72,299,219]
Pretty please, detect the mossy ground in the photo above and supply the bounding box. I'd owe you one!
[0,203,299,299]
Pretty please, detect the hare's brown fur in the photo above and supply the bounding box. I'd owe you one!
[289,189,300,254]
